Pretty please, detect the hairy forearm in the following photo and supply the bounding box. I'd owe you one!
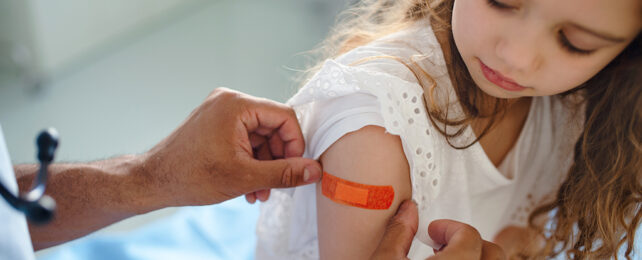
[14,155,163,250]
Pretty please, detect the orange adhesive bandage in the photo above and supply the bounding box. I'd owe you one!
[321,171,394,210]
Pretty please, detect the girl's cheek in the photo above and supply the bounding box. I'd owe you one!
[564,56,611,84]
[537,60,600,95]
[453,1,506,58]
[452,3,485,55]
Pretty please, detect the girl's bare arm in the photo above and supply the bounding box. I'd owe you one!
[317,125,412,259]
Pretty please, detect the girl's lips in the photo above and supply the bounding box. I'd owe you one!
[479,60,527,91]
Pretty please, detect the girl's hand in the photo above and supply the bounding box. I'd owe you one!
[493,225,544,259]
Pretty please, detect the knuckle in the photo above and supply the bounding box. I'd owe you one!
[484,242,506,260]
[459,223,482,241]
[280,167,295,187]
[209,87,238,102]
[286,106,297,117]
[209,87,227,98]
[204,88,247,114]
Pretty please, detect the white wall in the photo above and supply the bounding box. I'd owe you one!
[1,0,345,164]
[29,0,195,74]
[0,0,201,82]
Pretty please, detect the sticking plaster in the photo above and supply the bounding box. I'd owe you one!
[321,171,394,210]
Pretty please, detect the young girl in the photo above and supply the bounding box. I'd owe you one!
[256,0,641,259]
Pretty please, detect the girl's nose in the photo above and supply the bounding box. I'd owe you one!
[495,28,543,74]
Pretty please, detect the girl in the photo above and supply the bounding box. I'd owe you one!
[256,0,641,259]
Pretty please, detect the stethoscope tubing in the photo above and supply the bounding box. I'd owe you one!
[0,128,58,224]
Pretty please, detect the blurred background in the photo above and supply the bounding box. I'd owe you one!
[2,1,641,259]
[0,0,346,259]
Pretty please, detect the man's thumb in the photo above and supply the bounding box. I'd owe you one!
[248,157,322,189]
[371,200,418,259]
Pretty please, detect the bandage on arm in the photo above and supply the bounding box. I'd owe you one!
[321,171,394,209]
[316,126,412,259]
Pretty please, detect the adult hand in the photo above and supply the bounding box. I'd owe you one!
[142,87,322,207]
[17,88,322,250]
[371,200,506,259]
[428,220,505,260]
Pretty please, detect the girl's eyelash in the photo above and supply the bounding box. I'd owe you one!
[558,31,594,55]
[486,0,513,10]
[487,0,595,56]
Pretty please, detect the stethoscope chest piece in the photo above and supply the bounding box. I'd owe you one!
[0,128,58,225]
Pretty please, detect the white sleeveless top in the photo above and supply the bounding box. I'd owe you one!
[256,19,585,259]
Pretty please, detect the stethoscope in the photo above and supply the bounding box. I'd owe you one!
[0,128,58,225]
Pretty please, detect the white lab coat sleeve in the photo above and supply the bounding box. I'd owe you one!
[0,125,36,260]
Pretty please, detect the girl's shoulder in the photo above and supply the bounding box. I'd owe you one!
[287,19,454,161]
[256,23,451,256]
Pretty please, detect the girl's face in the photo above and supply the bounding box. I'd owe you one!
[452,0,641,99]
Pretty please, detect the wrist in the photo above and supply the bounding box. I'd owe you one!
[108,154,167,215]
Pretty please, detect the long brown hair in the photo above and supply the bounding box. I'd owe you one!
[305,0,641,258]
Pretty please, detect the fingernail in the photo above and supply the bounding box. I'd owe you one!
[303,166,321,183]
[303,168,310,182]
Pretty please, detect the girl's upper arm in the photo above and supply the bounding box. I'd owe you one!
[317,125,412,259]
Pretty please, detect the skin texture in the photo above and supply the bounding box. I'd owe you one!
[472,97,532,167]
[14,88,323,250]
[452,0,641,99]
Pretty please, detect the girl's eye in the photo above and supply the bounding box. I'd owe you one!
[558,31,595,55]
[486,0,514,10]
